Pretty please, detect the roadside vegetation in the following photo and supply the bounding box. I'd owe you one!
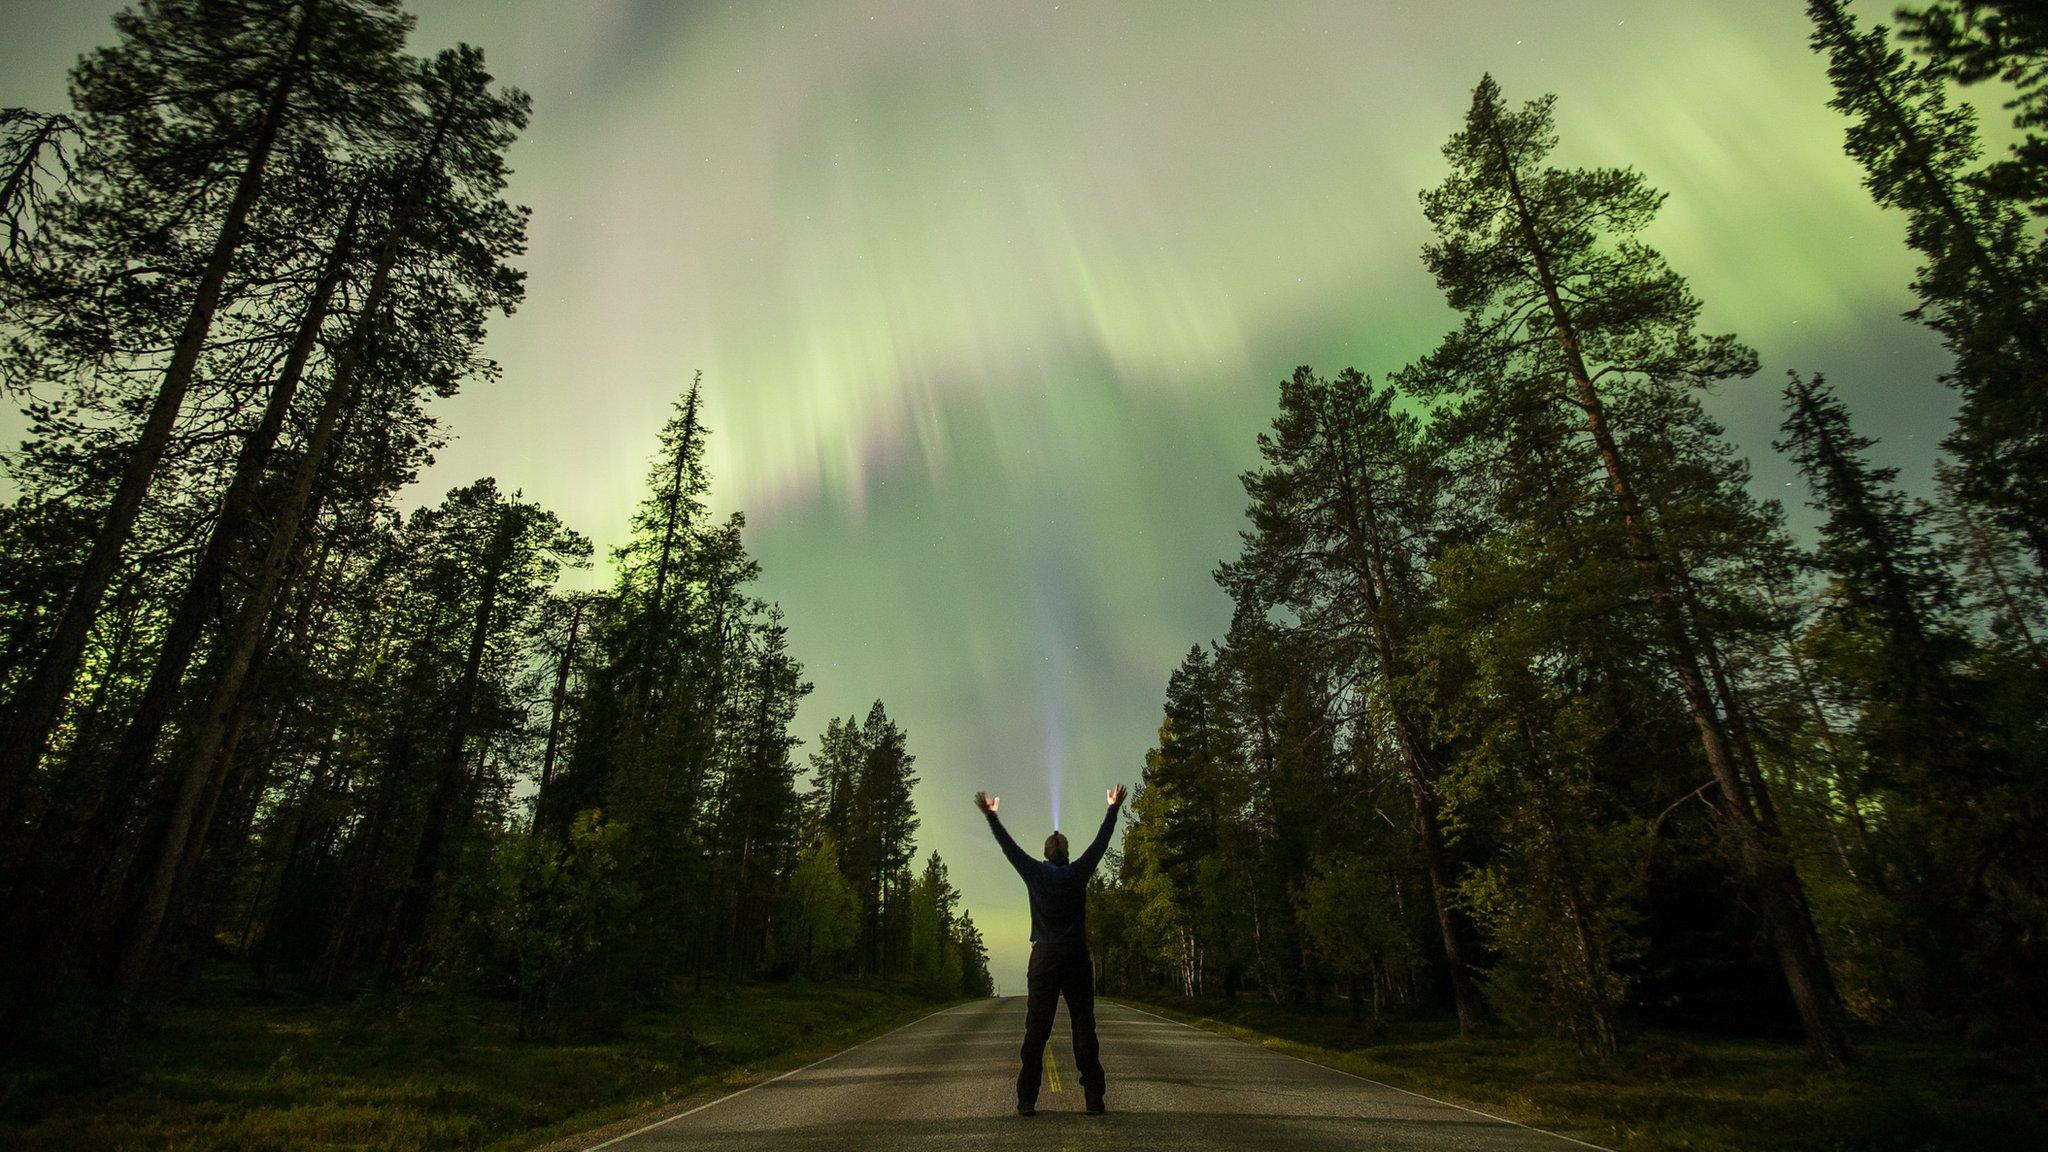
[1117,995,2048,1152]
[0,980,954,1152]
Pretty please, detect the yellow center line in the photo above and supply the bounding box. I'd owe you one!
[1046,1043,1062,1094]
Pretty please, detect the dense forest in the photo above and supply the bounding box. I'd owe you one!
[1091,0,2047,1068]
[0,0,989,1055]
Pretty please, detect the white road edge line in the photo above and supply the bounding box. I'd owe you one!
[584,1000,977,1150]
[1112,1002,1616,1152]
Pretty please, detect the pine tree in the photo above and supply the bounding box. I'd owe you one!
[1404,75,1851,1064]
[1777,374,1967,720]
[704,608,809,975]
[379,481,589,983]
[954,909,993,997]
[846,701,918,975]
[92,43,534,1042]
[0,107,79,268]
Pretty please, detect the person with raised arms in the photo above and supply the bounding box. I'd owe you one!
[974,783,1127,1116]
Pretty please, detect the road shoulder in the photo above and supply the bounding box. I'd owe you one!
[1106,998,1613,1151]
[529,999,973,1152]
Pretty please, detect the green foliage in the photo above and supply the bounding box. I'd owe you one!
[1297,853,1421,1017]
[805,701,921,977]
[1809,0,2048,565]
[1092,68,2048,1075]
[1118,994,2048,1152]
[489,811,634,1040]
[781,835,859,979]
[0,980,951,1152]
[1899,1,2048,221]
[1775,371,2048,1021]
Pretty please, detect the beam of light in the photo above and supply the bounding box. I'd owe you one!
[1043,698,1064,835]
[1039,628,1068,834]
[1031,534,1075,835]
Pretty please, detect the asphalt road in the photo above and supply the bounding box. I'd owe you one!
[582,997,1607,1151]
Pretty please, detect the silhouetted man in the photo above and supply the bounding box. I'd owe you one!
[975,783,1127,1116]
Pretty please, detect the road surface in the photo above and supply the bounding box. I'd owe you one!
[581,997,1607,1151]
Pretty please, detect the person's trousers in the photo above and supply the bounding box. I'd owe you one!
[1017,940,1104,1105]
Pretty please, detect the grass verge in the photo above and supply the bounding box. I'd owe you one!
[1111,995,2047,1151]
[0,980,960,1151]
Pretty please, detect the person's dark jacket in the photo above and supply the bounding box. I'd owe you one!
[984,799,1122,947]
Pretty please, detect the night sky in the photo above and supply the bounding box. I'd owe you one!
[1,0,1966,990]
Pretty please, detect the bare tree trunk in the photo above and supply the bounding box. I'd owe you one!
[1389,713,1482,1035]
[323,581,457,989]
[1684,587,1779,832]
[0,0,322,819]
[243,728,334,953]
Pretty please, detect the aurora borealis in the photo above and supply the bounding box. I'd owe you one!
[0,0,1968,989]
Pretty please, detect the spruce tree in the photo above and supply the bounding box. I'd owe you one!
[848,700,918,975]
[1777,373,2045,1015]
[1777,373,1966,708]
[1808,0,2047,568]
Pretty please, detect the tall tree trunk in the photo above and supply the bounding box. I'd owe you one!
[244,726,335,953]
[532,599,583,835]
[1524,721,1619,1056]
[386,515,515,979]
[1674,571,1780,831]
[95,172,419,1047]
[1313,386,1484,1036]
[323,580,461,985]
[160,681,258,974]
[1388,714,1482,1035]
[94,193,362,818]
[0,578,140,1035]
[0,0,322,819]
[1491,124,1852,1066]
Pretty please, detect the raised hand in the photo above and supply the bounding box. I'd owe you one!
[975,791,999,815]
[1108,784,1128,807]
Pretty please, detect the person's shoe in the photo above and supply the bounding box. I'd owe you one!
[1085,1093,1106,1115]
[1016,1102,1037,1117]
